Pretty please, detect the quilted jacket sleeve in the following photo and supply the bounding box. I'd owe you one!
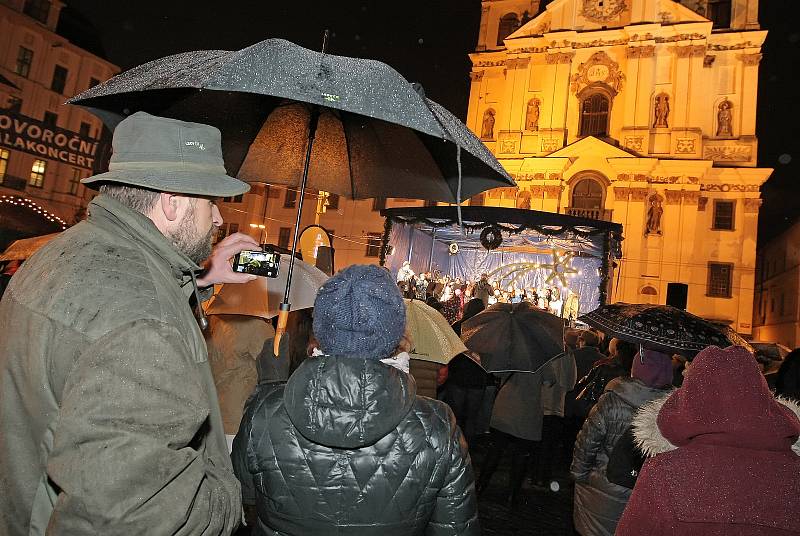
[570,392,609,483]
[426,406,480,536]
[47,320,241,535]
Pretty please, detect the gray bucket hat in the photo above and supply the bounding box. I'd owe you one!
[82,112,250,197]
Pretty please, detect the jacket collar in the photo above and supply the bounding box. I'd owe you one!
[88,194,200,293]
[632,393,800,458]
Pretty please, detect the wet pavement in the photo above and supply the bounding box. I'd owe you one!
[471,434,578,536]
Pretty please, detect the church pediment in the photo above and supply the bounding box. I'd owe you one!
[509,0,708,37]
[546,136,637,159]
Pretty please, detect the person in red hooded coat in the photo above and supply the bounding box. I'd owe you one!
[617,345,800,536]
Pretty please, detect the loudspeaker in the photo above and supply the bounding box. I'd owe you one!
[666,283,688,310]
[315,246,334,276]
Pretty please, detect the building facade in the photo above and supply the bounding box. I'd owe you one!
[752,220,800,348]
[0,0,119,242]
[465,0,770,335]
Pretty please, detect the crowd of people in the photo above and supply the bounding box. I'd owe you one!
[396,261,581,324]
[0,112,798,536]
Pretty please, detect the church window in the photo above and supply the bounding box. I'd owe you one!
[712,200,735,230]
[707,262,733,298]
[497,13,520,45]
[708,0,732,29]
[579,93,610,137]
[570,178,605,210]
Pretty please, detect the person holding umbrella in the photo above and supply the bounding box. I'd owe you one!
[232,265,479,535]
[0,112,256,535]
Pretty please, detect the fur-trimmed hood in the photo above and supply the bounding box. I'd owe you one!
[633,393,800,457]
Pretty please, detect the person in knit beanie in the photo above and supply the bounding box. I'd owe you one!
[630,347,673,389]
[313,264,406,360]
[232,264,480,535]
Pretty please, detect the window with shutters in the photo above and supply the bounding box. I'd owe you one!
[707,262,733,298]
[579,93,611,137]
[712,200,735,230]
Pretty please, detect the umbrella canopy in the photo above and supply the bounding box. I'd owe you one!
[0,233,60,261]
[67,38,514,203]
[404,298,467,365]
[461,301,564,373]
[578,303,754,357]
[205,256,328,319]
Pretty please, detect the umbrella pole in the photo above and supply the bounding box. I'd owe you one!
[274,104,321,355]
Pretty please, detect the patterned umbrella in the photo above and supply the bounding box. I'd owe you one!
[461,301,564,373]
[578,303,753,357]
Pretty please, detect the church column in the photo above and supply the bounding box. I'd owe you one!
[541,49,574,151]
[622,43,656,153]
[737,51,762,137]
[467,70,485,137]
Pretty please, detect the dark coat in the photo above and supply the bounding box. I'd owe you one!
[0,195,240,535]
[618,346,800,536]
[570,377,669,536]
[233,355,479,536]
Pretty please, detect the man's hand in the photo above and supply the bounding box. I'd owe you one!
[197,232,259,287]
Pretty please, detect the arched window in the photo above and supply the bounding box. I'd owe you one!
[497,13,520,45]
[571,178,604,210]
[640,285,658,304]
[579,93,610,137]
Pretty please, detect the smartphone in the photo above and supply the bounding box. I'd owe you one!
[232,249,280,278]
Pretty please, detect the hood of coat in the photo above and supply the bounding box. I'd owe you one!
[605,375,671,409]
[632,347,800,457]
[283,355,417,449]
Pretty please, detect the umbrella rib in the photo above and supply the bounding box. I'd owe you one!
[341,113,356,199]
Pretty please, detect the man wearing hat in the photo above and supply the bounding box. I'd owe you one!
[0,112,257,535]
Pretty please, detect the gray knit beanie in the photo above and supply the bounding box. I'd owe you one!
[312,264,406,360]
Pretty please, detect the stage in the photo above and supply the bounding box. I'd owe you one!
[380,206,623,315]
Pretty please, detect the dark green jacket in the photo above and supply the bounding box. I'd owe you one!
[233,355,479,536]
[0,195,241,535]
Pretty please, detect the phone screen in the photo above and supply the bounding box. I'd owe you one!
[232,249,280,278]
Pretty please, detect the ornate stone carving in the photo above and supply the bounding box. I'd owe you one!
[716,99,734,137]
[548,173,562,181]
[700,184,760,193]
[674,45,707,58]
[581,0,628,22]
[570,51,625,95]
[469,71,485,81]
[683,192,700,205]
[738,53,763,66]
[653,93,670,128]
[481,109,496,140]
[614,187,630,201]
[698,196,708,211]
[541,138,561,152]
[664,190,683,204]
[627,45,655,58]
[529,186,545,197]
[504,57,530,69]
[703,145,752,162]
[544,185,562,198]
[676,138,696,154]
[499,139,517,154]
[707,41,758,51]
[743,198,763,213]
[545,52,574,64]
[704,55,716,68]
[624,136,644,152]
[475,59,506,67]
[525,98,540,131]
[630,187,650,201]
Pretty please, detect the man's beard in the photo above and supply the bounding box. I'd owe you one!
[169,203,214,264]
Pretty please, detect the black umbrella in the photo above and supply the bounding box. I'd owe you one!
[67,36,515,352]
[578,303,753,357]
[461,302,564,373]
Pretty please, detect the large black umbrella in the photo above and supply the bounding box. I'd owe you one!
[67,37,515,352]
[578,303,753,357]
[461,302,564,373]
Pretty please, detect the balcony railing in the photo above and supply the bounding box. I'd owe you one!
[565,207,613,221]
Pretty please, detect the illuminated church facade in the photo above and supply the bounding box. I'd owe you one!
[467,0,770,335]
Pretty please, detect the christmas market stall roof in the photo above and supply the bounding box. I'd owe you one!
[379,205,624,307]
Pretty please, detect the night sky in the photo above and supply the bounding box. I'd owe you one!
[61,0,799,242]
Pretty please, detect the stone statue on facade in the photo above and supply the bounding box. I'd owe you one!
[526,98,540,131]
[716,99,733,137]
[653,93,670,128]
[481,109,496,139]
[645,195,663,235]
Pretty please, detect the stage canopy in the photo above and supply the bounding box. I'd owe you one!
[380,206,623,313]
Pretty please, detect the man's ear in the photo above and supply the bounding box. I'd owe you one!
[159,193,180,222]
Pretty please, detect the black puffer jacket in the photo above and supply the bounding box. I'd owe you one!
[233,355,479,536]
[570,377,670,536]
